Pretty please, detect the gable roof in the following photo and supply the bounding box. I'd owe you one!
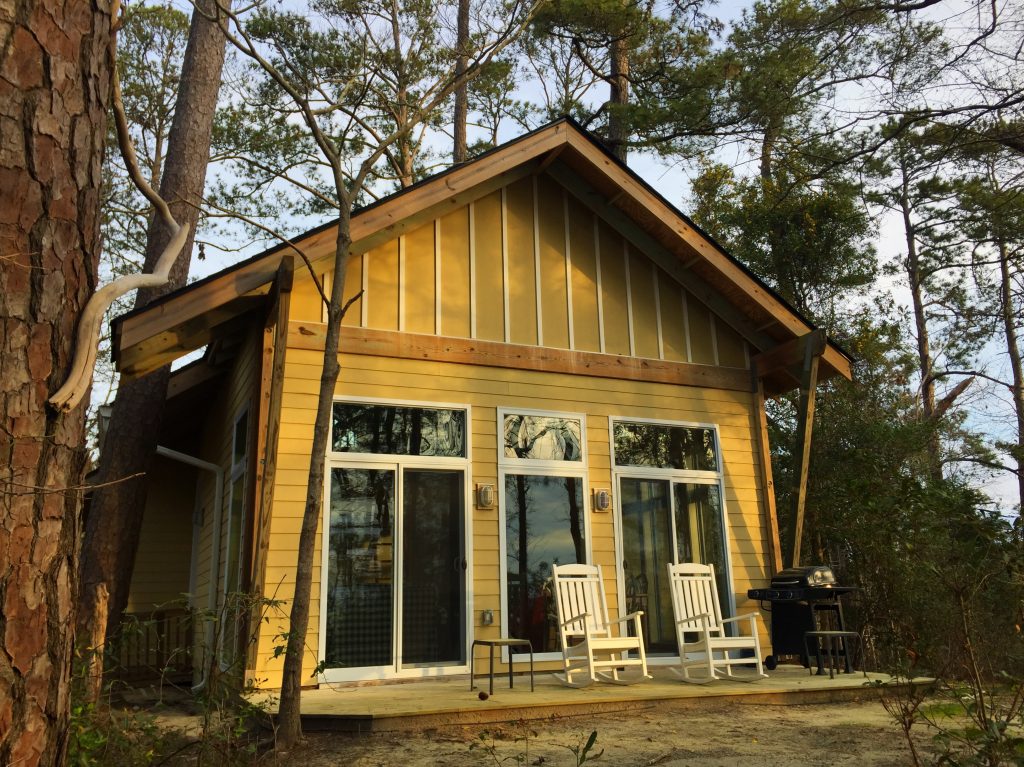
[112,118,852,392]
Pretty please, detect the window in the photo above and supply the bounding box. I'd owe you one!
[612,418,731,655]
[332,403,466,458]
[221,408,249,669]
[500,409,588,656]
[321,400,470,681]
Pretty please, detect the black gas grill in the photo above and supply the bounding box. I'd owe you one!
[748,566,854,670]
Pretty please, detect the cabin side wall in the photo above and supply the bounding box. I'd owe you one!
[253,347,772,685]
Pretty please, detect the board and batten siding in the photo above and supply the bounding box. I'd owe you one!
[287,175,749,372]
[251,348,772,685]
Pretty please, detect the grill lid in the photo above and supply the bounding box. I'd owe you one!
[771,565,836,588]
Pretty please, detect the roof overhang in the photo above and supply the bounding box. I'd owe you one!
[112,119,852,392]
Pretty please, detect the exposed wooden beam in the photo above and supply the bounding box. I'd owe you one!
[119,306,263,378]
[752,330,825,379]
[789,339,820,568]
[289,322,752,392]
[248,263,292,671]
[544,161,779,354]
[751,370,784,576]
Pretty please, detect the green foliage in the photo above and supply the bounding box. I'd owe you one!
[68,701,169,767]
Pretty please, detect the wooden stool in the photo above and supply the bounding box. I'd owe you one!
[470,638,534,695]
[803,630,865,679]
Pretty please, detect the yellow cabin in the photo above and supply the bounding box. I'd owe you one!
[112,120,852,689]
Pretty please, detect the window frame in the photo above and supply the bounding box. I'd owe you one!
[608,415,736,651]
[318,395,473,683]
[497,407,591,662]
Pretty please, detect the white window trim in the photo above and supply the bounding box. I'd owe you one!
[497,407,591,663]
[608,415,736,661]
[318,396,473,683]
[219,406,250,668]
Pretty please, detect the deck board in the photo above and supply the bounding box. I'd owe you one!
[253,666,897,733]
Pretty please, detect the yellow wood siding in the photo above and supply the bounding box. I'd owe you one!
[536,175,570,349]
[253,346,771,686]
[341,253,363,327]
[367,241,399,331]
[505,177,538,346]
[126,458,195,612]
[659,268,687,362]
[474,192,505,342]
[567,196,600,352]
[403,223,435,334]
[686,291,716,365]
[294,175,749,373]
[629,246,660,360]
[599,222,630,355]
[440,207,471,338]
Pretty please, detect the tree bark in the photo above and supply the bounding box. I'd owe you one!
[898,158,942,481]
[608,34,629,163]
[0,2,111,765]
[996,237,1024,511]
[77,0,229,701]
[453,0,470,164]
[276,216,353,749]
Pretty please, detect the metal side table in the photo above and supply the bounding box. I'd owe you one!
[470,638,534,695]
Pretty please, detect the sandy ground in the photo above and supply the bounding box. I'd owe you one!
[276,699,929,766]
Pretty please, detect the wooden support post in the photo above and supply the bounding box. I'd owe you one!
[752,367,784,575]
[247,258,293,672]
[789,331,822,568]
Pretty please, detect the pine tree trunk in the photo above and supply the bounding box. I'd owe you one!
[608,35,629,163]
[900,165,942,481]
[997,238,1024,511]
[276,217,353,749]
[77,0,229,702]
[0,2,111,765]
[453,0,470,164]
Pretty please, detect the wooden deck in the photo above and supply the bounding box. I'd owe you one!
[254,665,890,733]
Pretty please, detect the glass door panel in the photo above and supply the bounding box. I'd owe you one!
[619,478,676,654]
[673,482,729,613]
[401,469,465,667]
[505,474,586,655]
[325,467,395,669]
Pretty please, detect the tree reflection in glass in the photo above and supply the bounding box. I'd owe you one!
[613,422,717,471]
[503,414,582,461]
[505,474,585,654]
[332,404,466,457]
[325,468,395,669]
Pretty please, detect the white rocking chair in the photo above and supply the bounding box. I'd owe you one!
[551,563,652,688]
[668,562,768,684]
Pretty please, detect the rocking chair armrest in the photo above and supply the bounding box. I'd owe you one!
[720,612,761,632]
[675,612,713,628]
[560,612,591,628]
[608,610,644,626]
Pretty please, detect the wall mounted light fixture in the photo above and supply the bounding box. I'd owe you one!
[475,483,495,509]
[592,488,612,512]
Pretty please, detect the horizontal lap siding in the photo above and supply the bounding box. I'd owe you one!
[253,347,771,686]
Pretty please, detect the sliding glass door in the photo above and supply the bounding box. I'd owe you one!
[322,402,469,681]
[613,419,731,656]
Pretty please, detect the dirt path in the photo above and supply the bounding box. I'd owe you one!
[280,699,927,766]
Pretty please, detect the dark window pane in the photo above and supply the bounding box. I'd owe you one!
[325,468,395,669]
[332,404,466,457]
[674,482,729,616]
[401,469,465,666]
[503,414,582,461]
[504,474,585,654]
[613,422,717,471]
